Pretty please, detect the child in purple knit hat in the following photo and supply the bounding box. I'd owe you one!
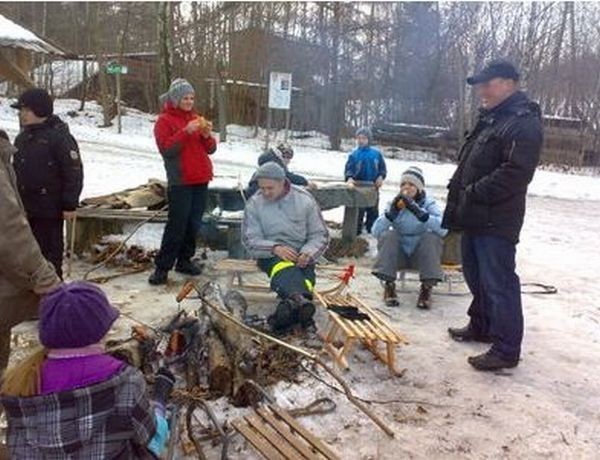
[0,282,174,459]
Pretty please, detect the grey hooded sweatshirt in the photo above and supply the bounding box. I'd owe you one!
[242,183,329,260]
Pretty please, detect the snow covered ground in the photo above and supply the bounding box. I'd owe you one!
[3,98,600,458]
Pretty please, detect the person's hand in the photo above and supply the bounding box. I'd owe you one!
[375,176,384,189]
[153,367,176,405]
[63,211,76,220]
[346,178,355,188]
[385,193,404,221]
[401,195,430,222]
[201,120,213,138]
[273,245,299,262]
[185,119,202,134]
[297,253,312,268]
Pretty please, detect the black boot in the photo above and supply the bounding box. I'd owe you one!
[383,281,399,307]
[175,259,203,276]
[148,268,168,285]
[468,350,519,371]
[416,283,433,309]
[290,293,316,329]
[267,299,298,334]
[448,325,492,343]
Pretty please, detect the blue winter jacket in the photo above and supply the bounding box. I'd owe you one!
[344,146,387,183]
[372,193,448,256]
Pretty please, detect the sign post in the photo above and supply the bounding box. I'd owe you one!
[106,62,128,134]
[266,72,292,151]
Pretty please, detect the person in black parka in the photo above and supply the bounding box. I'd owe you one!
[443,60,543,372]
[11,89,83,279]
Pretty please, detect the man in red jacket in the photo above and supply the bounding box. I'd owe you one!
[149,78,217,285]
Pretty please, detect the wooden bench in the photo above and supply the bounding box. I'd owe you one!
[214,259,349,293]
[232,403,340,460]
[398,263,465,294]
[314,281,409,376]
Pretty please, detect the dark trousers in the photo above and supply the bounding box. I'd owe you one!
[257,256,316,299]
[357,193,379,235]
[461,233,523,360]
[155,184,208,271]
[29,218,64,279]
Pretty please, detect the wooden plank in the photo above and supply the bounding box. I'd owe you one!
[245,415,305,460]
[266,406,340,460]
[233,419,287,460]
[256,408,318,460]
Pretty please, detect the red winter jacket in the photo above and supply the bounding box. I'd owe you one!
[154,105,217,186]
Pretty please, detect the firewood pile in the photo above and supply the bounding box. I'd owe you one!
[111,282,304,408]
[81,179,167,210]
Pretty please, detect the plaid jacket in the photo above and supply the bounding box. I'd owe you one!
[0,366,156,459]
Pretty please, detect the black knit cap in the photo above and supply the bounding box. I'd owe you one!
[10,88,54,117]
[467,59,520,85]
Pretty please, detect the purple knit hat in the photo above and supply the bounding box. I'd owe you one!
[39,282,120,349]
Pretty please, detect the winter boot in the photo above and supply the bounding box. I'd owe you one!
[416,283,433,309]
[448,325,492,343]
[290,293,316,329]
[175,259,203,276]
[267,299,298,334]
[383,281,399,307]
[468,350,519,372]
[149,268,168,285]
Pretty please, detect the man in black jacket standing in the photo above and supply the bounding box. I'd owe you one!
[443,60,543,371]
[11,89,83,279]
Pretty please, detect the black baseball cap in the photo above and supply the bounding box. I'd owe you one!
[10,88,54,117]
[467,59,520,85]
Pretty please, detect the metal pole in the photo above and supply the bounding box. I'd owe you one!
[265,107,272,151]
[116,71,122,134]
[284,108,291,142]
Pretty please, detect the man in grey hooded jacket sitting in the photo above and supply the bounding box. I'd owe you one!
[242,162,330,333]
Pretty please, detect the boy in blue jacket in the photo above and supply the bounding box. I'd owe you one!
[344,127,387,234]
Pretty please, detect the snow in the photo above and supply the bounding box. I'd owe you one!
[0,14,41,42]
[2,97,600,458]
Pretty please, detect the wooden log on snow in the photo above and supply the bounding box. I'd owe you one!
[207,330,233,396]
[199,284,262,406]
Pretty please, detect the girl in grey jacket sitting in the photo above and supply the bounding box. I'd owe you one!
[372,166,447,309]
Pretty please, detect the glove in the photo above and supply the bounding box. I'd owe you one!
[385,193,404,221]
[153,367,176,406]
[402,196,430,222]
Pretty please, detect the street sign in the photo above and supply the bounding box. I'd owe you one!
[268,72,292,110]
[106,62,128,75]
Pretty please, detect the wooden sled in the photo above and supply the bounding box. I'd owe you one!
[314,278,409,376]
[231,382,340,460]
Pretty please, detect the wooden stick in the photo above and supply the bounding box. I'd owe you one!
[178,281,395,438]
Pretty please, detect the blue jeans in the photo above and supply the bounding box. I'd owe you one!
[461,233,523,360]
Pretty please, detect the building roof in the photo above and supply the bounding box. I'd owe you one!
[0,13,64,55]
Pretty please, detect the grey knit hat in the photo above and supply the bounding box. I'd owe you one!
[355,126,373,144]
[255,161,286,181]
[401,166,425,192]
[159,78,195,107]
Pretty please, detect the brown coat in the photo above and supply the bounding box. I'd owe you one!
[0,137,59,370]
